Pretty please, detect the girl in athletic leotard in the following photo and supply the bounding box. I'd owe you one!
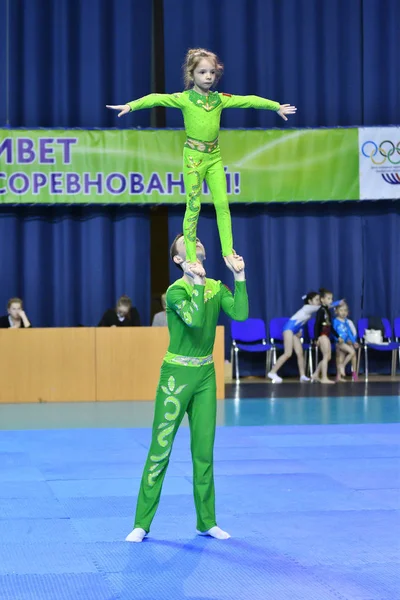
[312,288,343,384]
[268,291,321,384]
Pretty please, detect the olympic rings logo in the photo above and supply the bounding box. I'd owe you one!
[361,140,400,165]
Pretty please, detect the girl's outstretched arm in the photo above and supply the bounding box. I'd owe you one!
[220,93,296,121]
[107,93,184,117]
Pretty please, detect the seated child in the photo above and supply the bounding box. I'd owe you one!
[333,302,359,382]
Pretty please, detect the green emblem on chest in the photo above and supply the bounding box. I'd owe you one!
[188,90,221,112]
[204,280,220,303]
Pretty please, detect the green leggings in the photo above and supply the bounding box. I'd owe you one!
[134,361,217,533]
[183,145,233,264]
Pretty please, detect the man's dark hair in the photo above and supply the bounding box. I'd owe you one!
[170,233,184,271]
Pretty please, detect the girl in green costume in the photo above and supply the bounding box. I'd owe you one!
[107,48,296,273]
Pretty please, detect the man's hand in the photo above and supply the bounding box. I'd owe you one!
[182,261,206,285]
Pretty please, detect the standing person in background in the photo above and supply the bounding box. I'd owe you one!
[0,298,32,329]
[312,288,343,384]
[152,293,167,327]
[267,292,321,384]
[98,295,140,327]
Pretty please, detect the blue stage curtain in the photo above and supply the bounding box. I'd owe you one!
[168,202,399,356]
[362,203,400,325]
[162,0,364,128]
[0,206,151,327]
[362,0,400,126]
[2,0,398,129]
[163,0,398,128]
[1,0,152,127]
[0,1,6,125]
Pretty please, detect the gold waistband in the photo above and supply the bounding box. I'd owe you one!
[185,137,219,153]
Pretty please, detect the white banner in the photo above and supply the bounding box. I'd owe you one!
[359,127,400,200]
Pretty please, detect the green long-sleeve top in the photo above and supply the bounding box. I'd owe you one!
[165,278,248,359]
[127,90,280,142]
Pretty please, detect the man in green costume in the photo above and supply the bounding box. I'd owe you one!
[125,235,248,542]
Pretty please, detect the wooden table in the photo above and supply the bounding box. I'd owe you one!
[0,327,225,403]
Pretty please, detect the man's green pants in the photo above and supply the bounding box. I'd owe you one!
[134,361,217,533]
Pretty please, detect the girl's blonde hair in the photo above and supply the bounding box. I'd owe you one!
[182,48,223,89]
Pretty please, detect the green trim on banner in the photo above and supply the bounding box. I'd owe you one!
[0,128,359,203]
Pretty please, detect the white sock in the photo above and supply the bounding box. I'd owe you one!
[125,527,147,543]
[300,375,310,382]
[268,372,282,383]
[196,526,231,540]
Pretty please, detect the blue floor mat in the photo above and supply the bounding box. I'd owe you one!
[0,574,118,600]
[0,519,80,544]
[0,421,399,599]
[0,497,68,520]
[0,543,98,575]
[0,481,55,499]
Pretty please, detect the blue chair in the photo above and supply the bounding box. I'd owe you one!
[357,318,399,381]
[231,318,273,381]
[395,318,400,374]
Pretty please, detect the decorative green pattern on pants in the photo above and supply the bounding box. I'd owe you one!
[134,362,217,533]
[183,146,233,263]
